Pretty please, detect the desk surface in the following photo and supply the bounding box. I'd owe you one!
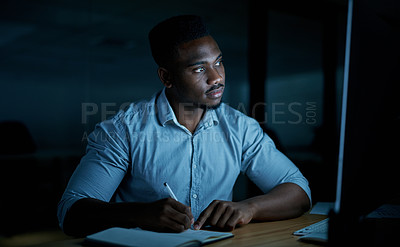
[209,213,327,247]
[34,213,327,247]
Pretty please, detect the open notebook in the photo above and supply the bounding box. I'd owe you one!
[85,227,234,247]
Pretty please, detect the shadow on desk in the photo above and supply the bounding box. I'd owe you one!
[0,229,72,247]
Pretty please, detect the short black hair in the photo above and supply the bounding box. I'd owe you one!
[148,15,210,67]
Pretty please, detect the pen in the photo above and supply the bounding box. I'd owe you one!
[164,182,178,201]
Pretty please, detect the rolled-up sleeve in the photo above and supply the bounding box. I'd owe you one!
[240,119,312,204]
[57,116,130,230]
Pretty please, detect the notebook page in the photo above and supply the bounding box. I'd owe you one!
[86,227,233,247]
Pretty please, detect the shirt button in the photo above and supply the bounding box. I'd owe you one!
[192,194,198,199]
[193,164,197,169]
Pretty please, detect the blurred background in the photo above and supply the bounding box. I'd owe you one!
[0,0,348,244]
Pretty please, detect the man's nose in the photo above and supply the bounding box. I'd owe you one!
[207,68,223,85]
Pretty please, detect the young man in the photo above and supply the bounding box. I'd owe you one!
[58,15,311,237]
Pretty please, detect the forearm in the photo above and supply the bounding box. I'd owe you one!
[244,182,310,221]
[62,198,144,237]
[62,197,194,237]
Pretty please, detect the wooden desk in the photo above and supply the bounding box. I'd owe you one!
[209,213,327,246]
[33,213,327,247]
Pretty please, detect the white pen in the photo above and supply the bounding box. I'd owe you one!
[164,182,178,201]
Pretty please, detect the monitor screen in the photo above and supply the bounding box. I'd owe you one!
[330,0,399,244]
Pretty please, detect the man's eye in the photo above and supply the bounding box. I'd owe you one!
[193,67,205,73]
[215,60,223,66]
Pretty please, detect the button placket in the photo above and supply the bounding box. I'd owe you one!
[191,134,201,218]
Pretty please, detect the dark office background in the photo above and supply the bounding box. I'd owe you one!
[0,0,348,241]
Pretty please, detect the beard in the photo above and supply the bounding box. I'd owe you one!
[200,101,222,110]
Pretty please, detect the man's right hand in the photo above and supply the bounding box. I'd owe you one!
[135,198,194,232]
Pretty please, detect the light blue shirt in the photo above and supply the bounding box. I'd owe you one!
[57,88,311,229]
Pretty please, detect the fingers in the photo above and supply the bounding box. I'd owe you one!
[215,205,234,229]
[194,200,252,231]
[209,202,237,231]
[224,211,243,231]
[163,198,193,231]
[170,198,194,224]
[158,213,189,232]
[140,198,194,233]
[193,200,218,230]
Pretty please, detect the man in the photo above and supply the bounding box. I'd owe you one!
[58,15,311,237]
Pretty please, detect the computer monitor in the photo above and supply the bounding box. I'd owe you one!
[329,0,399,245]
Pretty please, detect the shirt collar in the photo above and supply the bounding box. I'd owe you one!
[199,107,219,130]
[156,87,219,130]
[156,88,177,127]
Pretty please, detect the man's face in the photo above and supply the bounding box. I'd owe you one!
[168,35,225,109]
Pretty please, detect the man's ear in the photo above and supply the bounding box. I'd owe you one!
[157,67,173,88]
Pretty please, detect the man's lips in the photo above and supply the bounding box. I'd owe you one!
[205,86,224,99]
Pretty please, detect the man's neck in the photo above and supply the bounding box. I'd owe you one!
[165,91,205,134]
